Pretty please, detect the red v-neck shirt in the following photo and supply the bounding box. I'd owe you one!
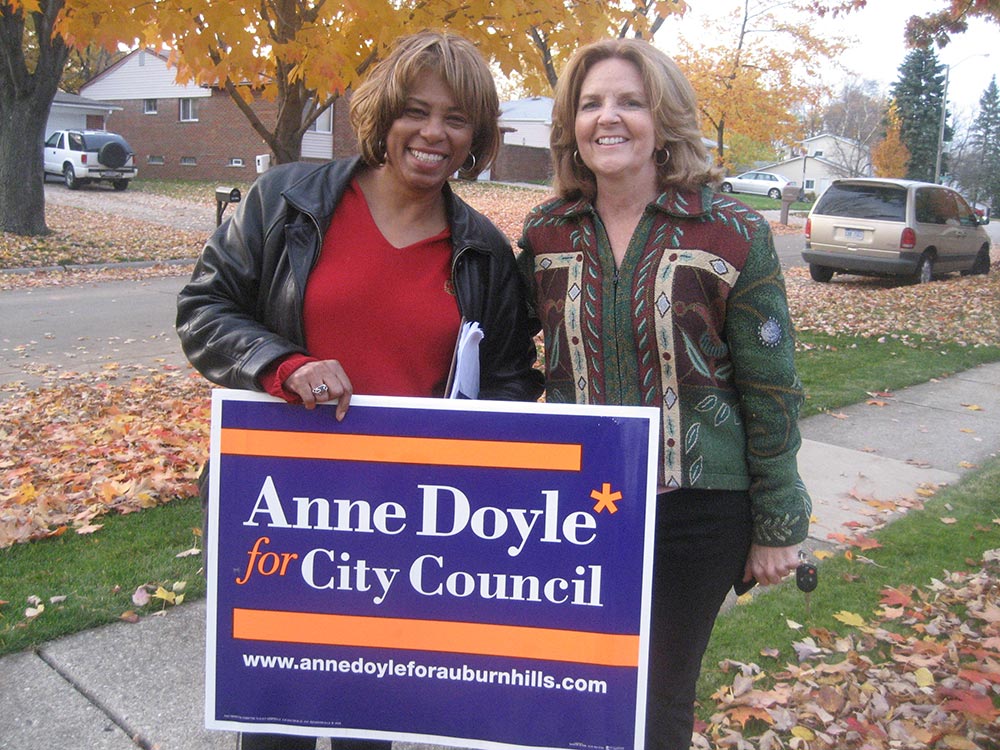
[262,180,461,400]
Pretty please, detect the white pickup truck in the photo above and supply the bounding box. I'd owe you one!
[43,129,138,190]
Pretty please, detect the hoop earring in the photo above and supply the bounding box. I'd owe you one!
[573,149,585,167]
[462,152,477,172]
[376,140,387,166]
[655,147,670,167]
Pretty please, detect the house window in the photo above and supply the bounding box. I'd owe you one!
[805,179,815,190]
[813,150,824,157]
[147,155,165,165]
[180,156,197,166]
[179,98,198,122]
[144,99,158,115]
[228,157,245,167]
[307,106,333,134]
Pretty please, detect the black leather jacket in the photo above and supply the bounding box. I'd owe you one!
[176,157,543,402]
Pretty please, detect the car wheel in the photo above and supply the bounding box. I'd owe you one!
[962,246,991,276]
[721,182,733,193]
[809,264,834,283]
[112,179,129,191]
[63,164,79,190]
[99,142,128,169]
[913,252,934,284]
[768,188,781,200]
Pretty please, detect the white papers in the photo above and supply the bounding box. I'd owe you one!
[447,320,483,399]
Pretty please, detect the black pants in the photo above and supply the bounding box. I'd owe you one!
[644,488,753,750]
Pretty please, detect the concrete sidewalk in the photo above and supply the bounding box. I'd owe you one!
[2,362,999,750]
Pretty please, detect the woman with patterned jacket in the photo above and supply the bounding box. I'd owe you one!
[518,38,811,750]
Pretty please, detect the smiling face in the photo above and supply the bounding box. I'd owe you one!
[382,68,474,198]
[574,57,658,190]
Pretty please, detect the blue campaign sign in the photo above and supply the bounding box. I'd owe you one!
[205,390,659,750]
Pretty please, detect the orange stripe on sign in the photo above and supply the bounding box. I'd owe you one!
[220,429,582,472]
[232,609,639,668]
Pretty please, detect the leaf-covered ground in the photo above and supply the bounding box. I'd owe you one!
[0,205,205,272]
[0,365,210,547]
[696,550,1000,749]
[1,185,998,547]
[1,184,998,748]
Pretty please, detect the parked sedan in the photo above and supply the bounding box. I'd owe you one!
[720,171,793,200]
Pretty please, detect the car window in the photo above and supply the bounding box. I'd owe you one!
[45,132,61,148]
[953,193,979,227]
[814,183,906,221]
[916,188,954,225]
[936,190,960,225]
[68,133,85,151]
[81,132,133,152]
[915,189,934,223]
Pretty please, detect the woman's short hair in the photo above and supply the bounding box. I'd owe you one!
[551,38,722,199]
[350,30,499,179]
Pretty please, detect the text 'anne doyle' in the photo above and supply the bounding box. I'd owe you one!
[233,477,610,607]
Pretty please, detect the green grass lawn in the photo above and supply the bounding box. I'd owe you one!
[129,176,256,202]
[795,331,1000,416]
[722,191,814,212]
[0,497,205,655]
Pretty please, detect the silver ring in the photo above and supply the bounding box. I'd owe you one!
[311,384,329,395]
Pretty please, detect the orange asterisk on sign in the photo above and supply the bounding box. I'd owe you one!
[590,483,622,514]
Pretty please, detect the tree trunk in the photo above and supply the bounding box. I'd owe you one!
[0,1,70,236]
[221,72,305,166]
[714,121,726,166]
[0,96,54,235]
[271,80,306,165]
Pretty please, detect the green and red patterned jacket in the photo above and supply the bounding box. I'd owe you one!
[518,186,811,547]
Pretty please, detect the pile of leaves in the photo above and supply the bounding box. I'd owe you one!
[0,365,211,548]
[784,266,1000,348]
[695,550,1000,749]
[0,206,205,272]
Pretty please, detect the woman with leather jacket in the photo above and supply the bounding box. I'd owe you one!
[176,30,542,750]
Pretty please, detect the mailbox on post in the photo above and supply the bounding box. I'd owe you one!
[779,184,801,226]
[215,186,242,226]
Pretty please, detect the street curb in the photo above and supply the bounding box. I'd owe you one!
[0,257,197,276]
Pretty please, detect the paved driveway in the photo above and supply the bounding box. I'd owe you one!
[43,180,218,233]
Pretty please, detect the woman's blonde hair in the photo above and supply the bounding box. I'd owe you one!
[551,38,722,199]
[350,30,499,179]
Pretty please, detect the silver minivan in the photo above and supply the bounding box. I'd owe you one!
[803,178,991,283]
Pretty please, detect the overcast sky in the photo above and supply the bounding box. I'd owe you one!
[657,1,998,120]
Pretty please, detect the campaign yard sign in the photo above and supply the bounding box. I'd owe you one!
[205,390,659,750]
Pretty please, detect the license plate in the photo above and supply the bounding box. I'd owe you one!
[843,228,864,240]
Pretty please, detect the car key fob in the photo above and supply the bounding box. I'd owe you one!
[796,561,818,593]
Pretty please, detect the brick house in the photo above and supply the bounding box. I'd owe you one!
[80,48,356,182]
[491,96,553,184]
[79,48,550,185]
